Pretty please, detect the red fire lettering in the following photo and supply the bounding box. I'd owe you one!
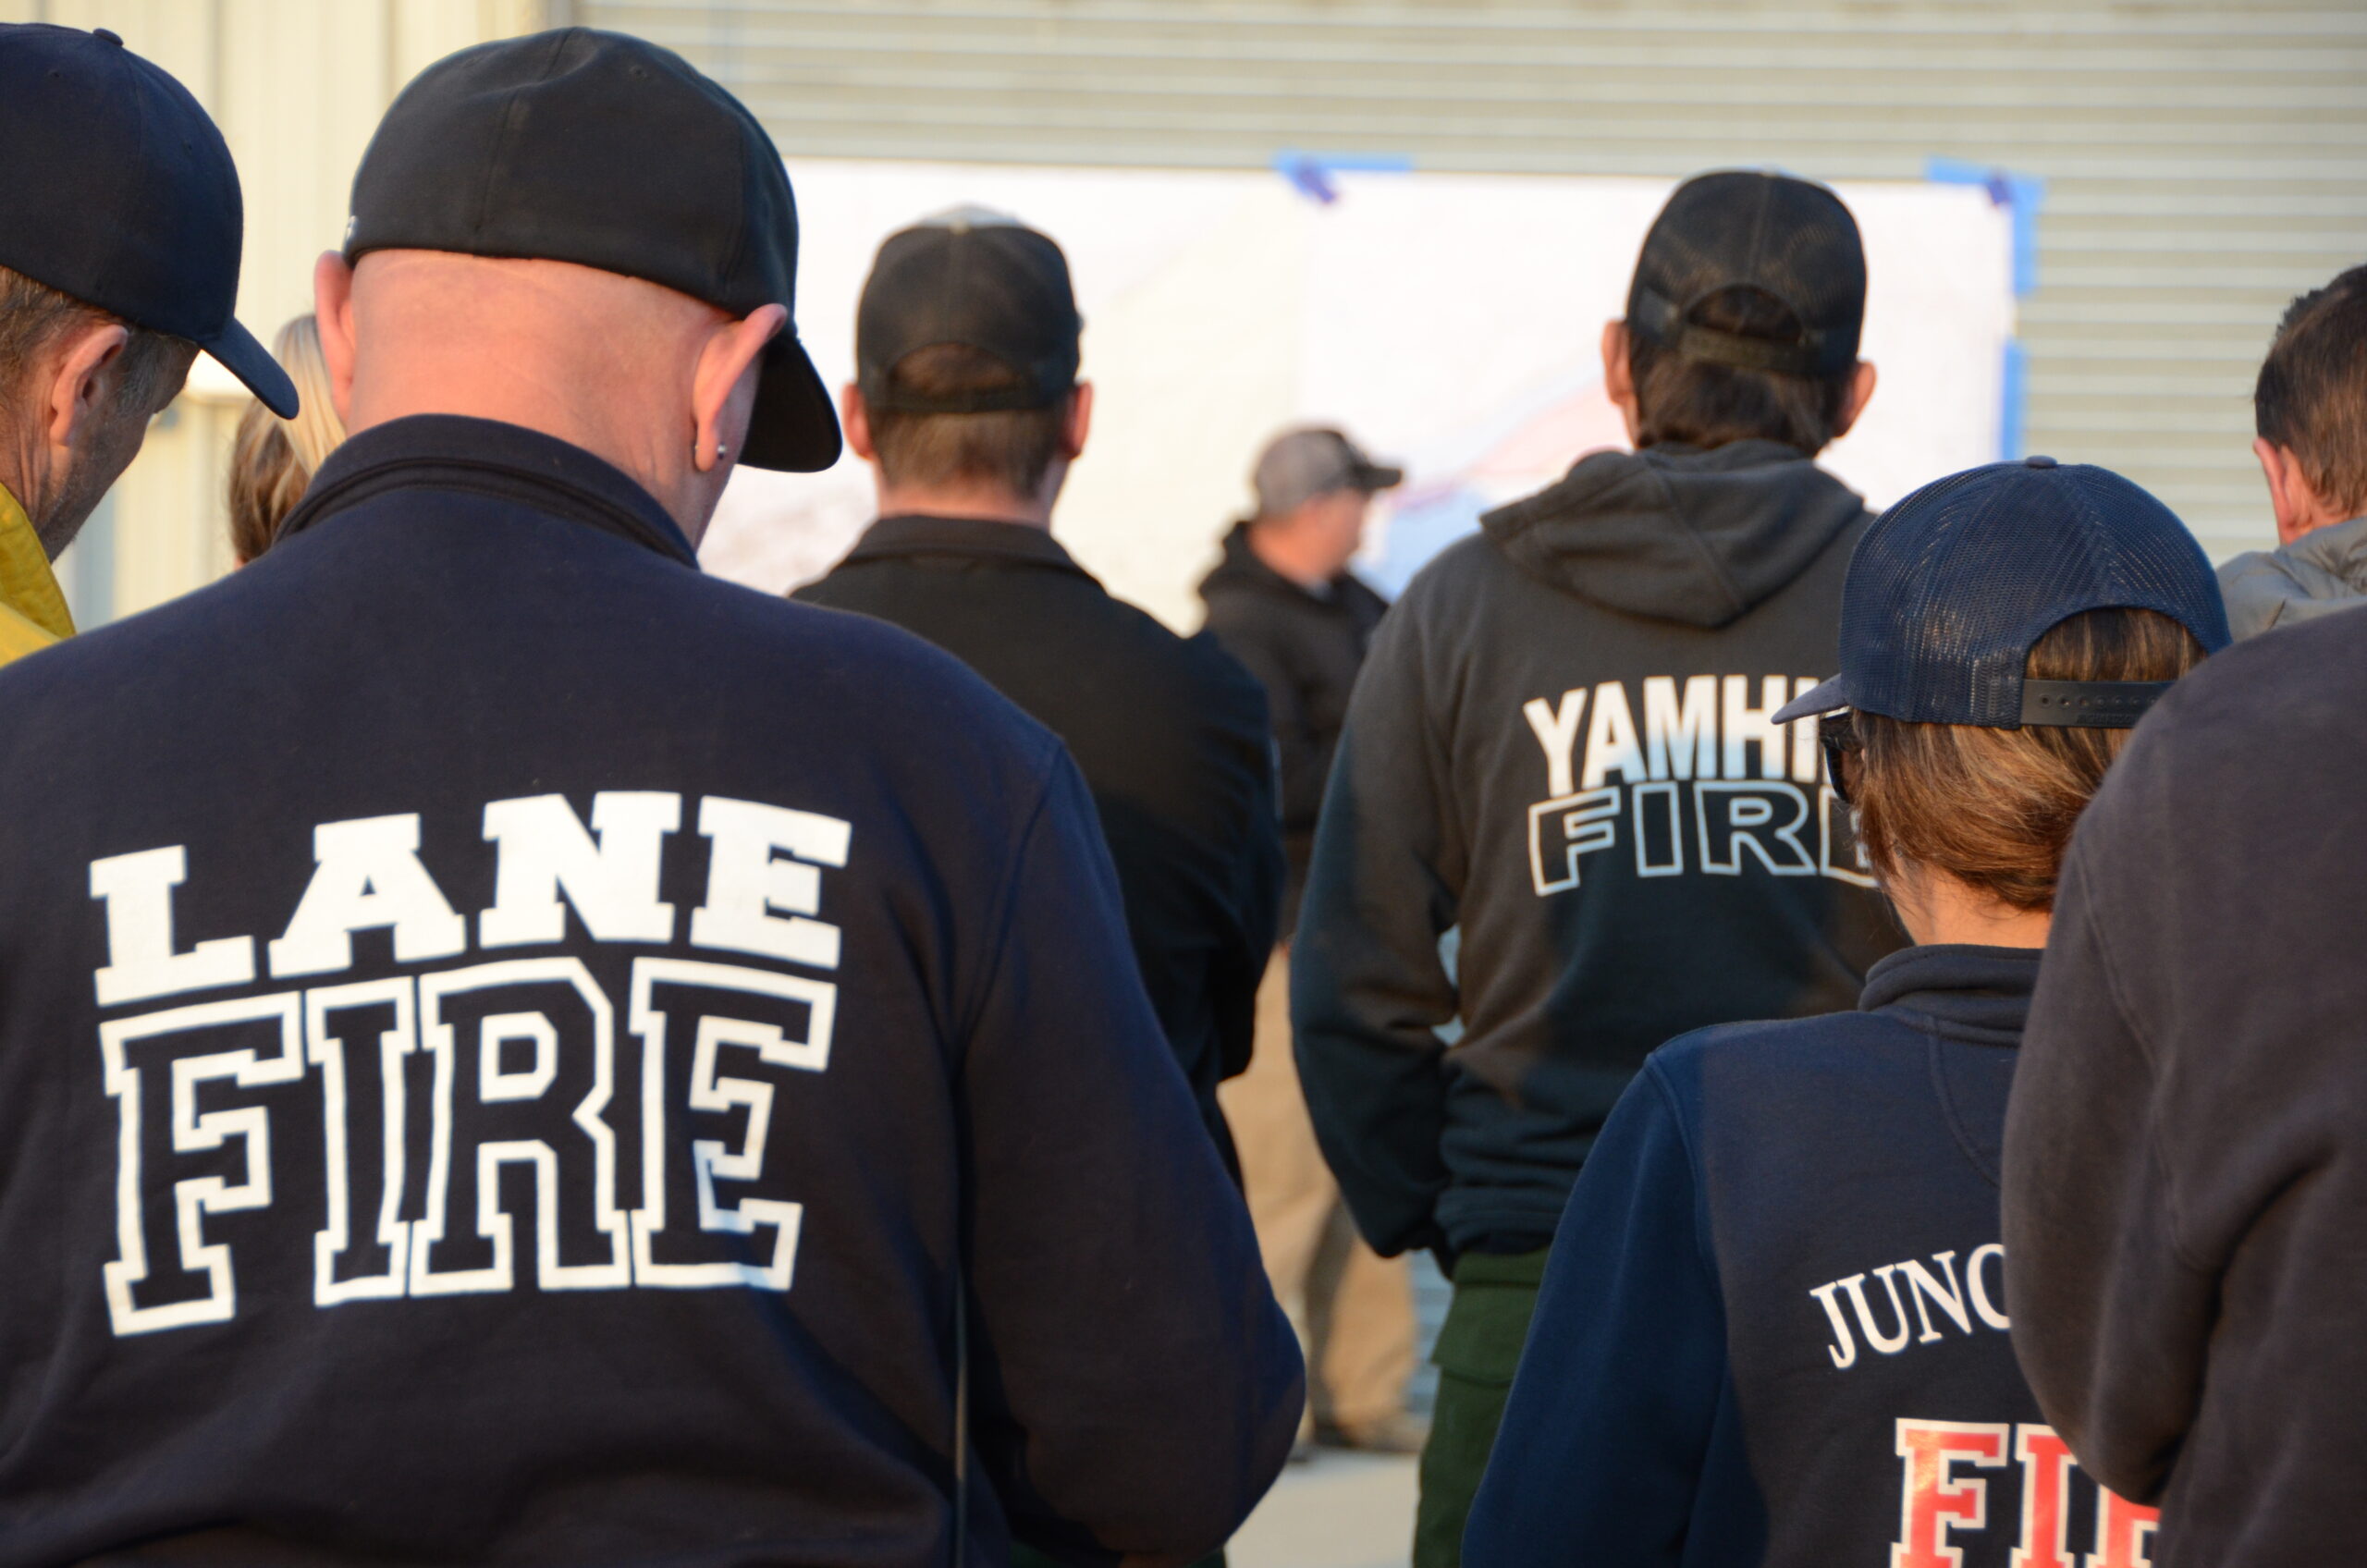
[1893,1420,2010,1568]
[2087,1488,2160,1568]
[2011,1425,2078,1568]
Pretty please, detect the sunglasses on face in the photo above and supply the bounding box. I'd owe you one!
[1820,712,1860,805]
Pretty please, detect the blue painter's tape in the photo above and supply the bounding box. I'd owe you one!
[1926,156,2046,298]
[2000,338,2029,461]
[1273,149,1415,204]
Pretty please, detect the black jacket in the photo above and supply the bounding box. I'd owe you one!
[0,419,1300,1566]
[1293,440,1904,1259]
[1469,947,2161,1567]
[2005,607,2364,1568]
[1197,521,1390,931]
[796,516,1284,1176]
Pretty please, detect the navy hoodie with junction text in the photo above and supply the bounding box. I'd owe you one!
[1465,947,2160,1568]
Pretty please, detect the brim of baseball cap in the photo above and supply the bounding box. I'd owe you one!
[199,316,300,420]
[742,330,844,473]
[1772,675,1851,726]
[1355,460,1405,491]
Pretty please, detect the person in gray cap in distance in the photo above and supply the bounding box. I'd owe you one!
[1201,425,1421,1460]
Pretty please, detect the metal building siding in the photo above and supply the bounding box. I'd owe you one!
[583,0,2367,558]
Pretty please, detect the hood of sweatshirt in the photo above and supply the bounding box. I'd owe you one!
[1478,439,1870,630]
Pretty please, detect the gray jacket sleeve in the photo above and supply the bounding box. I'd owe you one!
[1288,589,1464,1258]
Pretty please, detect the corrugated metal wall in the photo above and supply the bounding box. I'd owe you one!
[582,0,2367,559]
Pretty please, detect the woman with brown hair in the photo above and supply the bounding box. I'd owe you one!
[225,313,345,563]
[1465,458,2228,1568]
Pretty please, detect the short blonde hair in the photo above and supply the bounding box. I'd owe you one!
[227,315,346,563]
[1844,608,2207,913]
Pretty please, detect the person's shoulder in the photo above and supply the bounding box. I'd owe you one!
[1392,529,1521,617]
[1647,1011,1903,1109]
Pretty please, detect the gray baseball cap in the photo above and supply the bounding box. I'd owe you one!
[1253,427,1403,519]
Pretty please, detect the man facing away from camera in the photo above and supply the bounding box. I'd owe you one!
[0,23,293,661]
[1200,427,1426,1460]
[796,213,1285,1183]
[1291,171,1907,1566]
[0,31,1298,1566]
[2217,263,2367,638]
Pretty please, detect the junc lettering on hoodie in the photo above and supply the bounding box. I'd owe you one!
[85,794,845,1337]
[1807,1244,2164,1565]
[1520,675,1872,896]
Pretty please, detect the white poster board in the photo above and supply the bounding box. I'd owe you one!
[702,162,2016,629]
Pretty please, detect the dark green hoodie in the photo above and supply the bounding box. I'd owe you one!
[1293,439,1906,1258]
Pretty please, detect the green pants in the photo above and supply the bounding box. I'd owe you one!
[1414,1247,1551,1568]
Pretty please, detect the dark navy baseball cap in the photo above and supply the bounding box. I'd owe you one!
[0,24,295,416]
[348,29,840,472]
[1775,455,2229,729]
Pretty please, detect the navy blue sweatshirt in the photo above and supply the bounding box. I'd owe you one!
[0,417,1300,1566]
[1466,947,2159,1568]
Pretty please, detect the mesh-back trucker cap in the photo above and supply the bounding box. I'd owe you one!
[1774,455,2229,730]
[1629,171,1867,378]
[346,28,840,472]
[0,24,296,416]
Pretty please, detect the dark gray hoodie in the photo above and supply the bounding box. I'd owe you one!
[1294,439,1906,1259]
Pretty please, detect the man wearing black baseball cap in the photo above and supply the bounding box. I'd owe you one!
[0,23,293,662]
[1291,169,1905,1562]
[797,212,1286,1195]
[0,30,1295,1566]
[1468,455,2225,1565]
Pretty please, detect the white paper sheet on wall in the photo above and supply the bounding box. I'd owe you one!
[702,161,2015,630]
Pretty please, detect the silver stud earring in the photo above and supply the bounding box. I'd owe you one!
[716,441,727,460]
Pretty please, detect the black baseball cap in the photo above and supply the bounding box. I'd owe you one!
[346,28,840,472]
[856,211,1082,414]
[1775,456,2229,731]
[1630,171,1867,378]
[0,24,295,416]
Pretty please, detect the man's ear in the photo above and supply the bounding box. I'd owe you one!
[313,251,360,426]
[841,383,877,462]
[43,319,130,459]
[1600,319,1639,444]
[1061,381,1094,459]
[1831,361,1880,441]
[692,303,788,473]
[2256,437,2324,545]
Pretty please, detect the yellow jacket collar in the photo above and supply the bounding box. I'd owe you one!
[0,483,71,647]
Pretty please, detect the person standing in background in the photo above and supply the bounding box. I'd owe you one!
[2216,263,2367,638]
[1292,171,1906,1565]
[1202,427,1423,1458]
[227,315,348,563]
[0,22,294,660]
[797,213,1285,1185]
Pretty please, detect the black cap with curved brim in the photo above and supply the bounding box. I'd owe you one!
[1629,171,1866,380]
[0,24,296,417]
[345,28,840,472]
[1772,455,2229,731]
